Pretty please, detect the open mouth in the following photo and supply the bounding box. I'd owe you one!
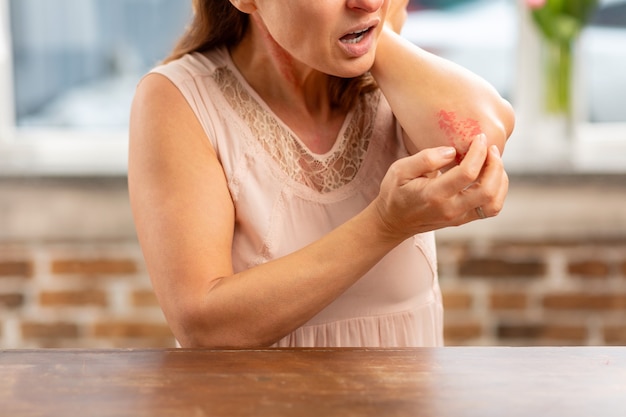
[340,27,371,44]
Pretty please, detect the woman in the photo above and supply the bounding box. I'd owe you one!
[128,0,514,348]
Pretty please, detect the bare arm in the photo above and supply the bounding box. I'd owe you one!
[128,73,506,348]
[371,25,515,159]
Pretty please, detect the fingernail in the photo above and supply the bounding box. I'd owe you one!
[439,147,456,158]
[490,145,501,158]
[476,133,487,146]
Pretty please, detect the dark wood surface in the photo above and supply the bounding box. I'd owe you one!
[1,347,625,416]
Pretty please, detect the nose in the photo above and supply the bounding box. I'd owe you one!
[346,0,384,13]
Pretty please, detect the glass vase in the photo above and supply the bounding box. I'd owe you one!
[538,36,578,145]
[541,38,574,119]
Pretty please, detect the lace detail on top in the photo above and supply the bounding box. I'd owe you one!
[213,67,380,193]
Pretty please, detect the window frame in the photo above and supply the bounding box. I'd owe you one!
[1,0,625,176]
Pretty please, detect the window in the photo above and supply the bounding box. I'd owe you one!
[583,0,626,124]
[1,0,625,175]
[405,0,626,173]
[0,0,192,175]
[406,0,516,102]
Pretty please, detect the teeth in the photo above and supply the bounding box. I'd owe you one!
[341,29,368,44]
[343,35,364,44]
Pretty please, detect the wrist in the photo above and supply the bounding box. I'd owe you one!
[361,198,408,249]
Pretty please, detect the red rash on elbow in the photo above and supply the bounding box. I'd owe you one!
[437,110,482,164]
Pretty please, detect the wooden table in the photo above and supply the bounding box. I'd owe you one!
[1,347,625,416]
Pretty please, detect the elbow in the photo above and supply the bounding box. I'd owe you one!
[172,309,281,349]
[483,97,516,155]
[180,330,277,349]
[500,97,516,140]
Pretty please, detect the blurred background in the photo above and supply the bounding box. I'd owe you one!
[0,0,625,348]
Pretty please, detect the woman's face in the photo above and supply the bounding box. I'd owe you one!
[248,0,388,78]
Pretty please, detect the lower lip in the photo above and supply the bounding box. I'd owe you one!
[338,28,375,58]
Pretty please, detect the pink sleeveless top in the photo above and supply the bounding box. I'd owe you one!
[152,47,443,347]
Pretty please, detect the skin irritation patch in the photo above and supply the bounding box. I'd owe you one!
[437,110,482,164]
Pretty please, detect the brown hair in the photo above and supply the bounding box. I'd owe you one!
[165,0,377,112]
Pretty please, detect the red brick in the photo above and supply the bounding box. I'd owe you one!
[490,293,528,310]
[543,293,626,310]
[567,260,610,278]
[498,324,541,339]
[0,260,33,278]
[458,258,545,278]
[51,258,137,276]
[444,322,482,342]
[498,323,587,342]
[540,325,588,341]
[604,326,626,345]
[21,322,79,339]
[0,293,25,308]
[40,290,107,307]
[442,291,473,310]
[131,290,160,307]
[93,322,173,339]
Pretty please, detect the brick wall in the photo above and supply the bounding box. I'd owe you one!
[0,178,174,348]
[438,239,626,346]
[1,176,625,348]
[436,175,626,346]
[0,242,173,348]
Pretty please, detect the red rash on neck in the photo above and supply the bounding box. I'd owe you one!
[437,110,482,164]
[255,19,299,88]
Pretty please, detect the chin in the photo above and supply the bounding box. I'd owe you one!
[331,57,375,79]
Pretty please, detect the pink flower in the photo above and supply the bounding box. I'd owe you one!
[526,0,546,9]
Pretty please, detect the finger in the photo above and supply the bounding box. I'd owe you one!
[475,206,487,220]
[459,133,489,180]
[390,146,456,185]
[477,145,504,190]
[434,134,488,196]
[480,145,509,216]
[469,145,508,218]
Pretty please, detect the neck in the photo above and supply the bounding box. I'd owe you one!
[229,14,346,153]
[230,13,336,117]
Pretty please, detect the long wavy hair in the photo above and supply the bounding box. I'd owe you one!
[165,0,377,112]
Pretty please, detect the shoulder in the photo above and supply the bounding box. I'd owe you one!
[130,69,209,157]
[131,48,232,145]
[150,47,230,85]
[135,47,230,129]
[132,72,188,130]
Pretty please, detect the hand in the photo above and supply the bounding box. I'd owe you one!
[384,0,409,34]
[373,134,508,241]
